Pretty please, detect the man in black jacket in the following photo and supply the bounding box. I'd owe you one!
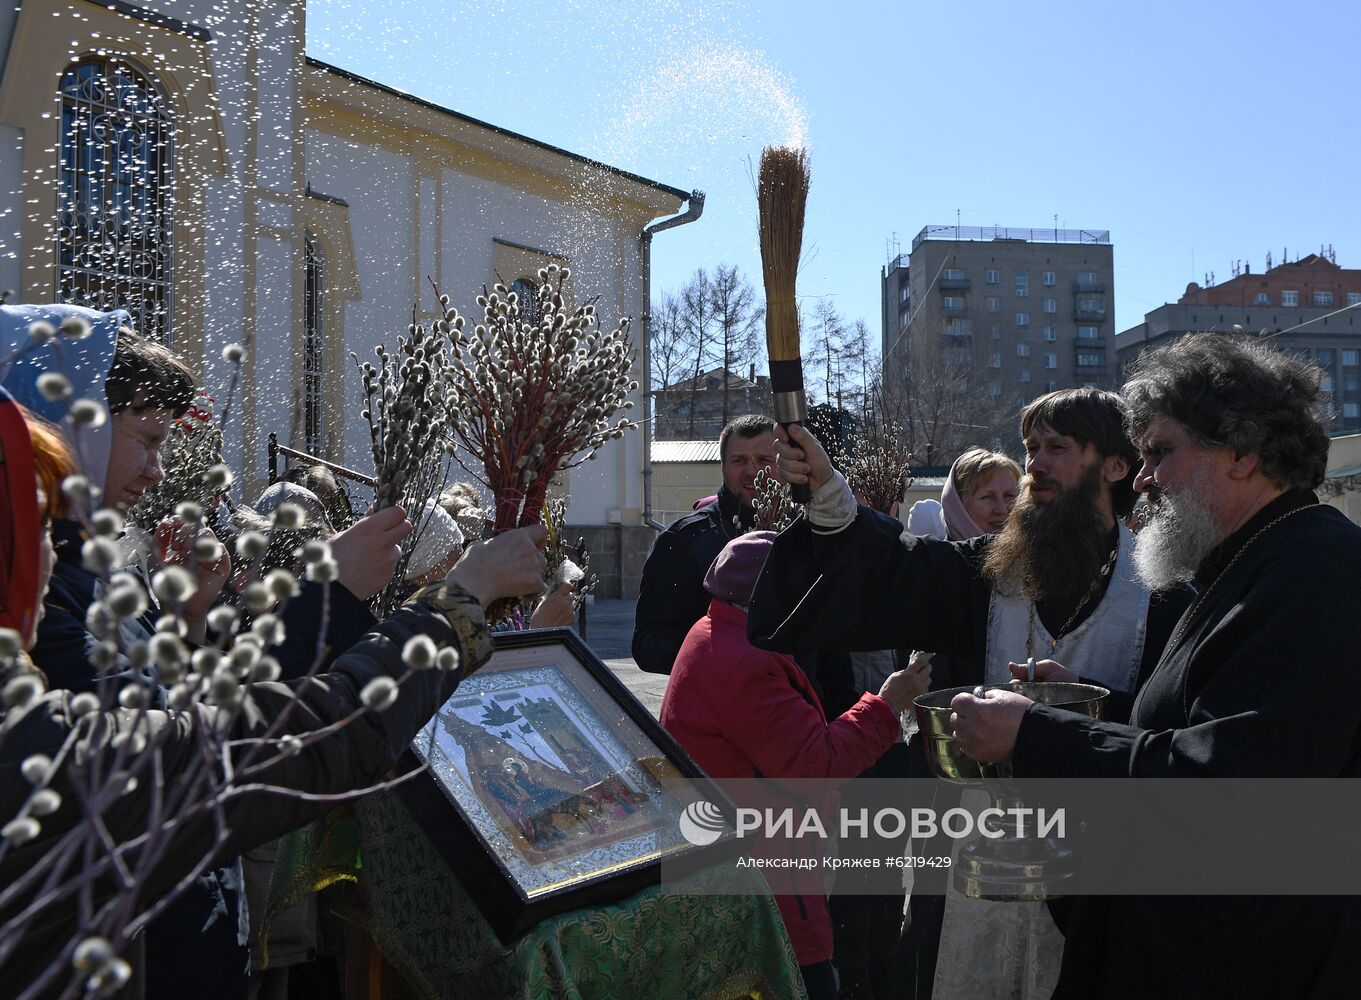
[633,414,779,675]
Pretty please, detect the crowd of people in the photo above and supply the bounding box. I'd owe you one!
[0,304,561,999]
[3,297,1358,1000]
[643,333,1361,1000]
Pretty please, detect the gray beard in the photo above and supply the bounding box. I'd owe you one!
[1132,484,1224,590]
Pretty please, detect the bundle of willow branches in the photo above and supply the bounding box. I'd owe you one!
[354,317,455,514]
[543,495,597,612]
[353,313,457,616]
[747,467,799,533]
[839,418,913,515]
[439,265,637,533]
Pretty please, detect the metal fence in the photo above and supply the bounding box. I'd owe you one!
[912,225,1111,250]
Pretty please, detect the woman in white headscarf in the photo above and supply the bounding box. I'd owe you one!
[405,500,574,628]
[404,500,466,587]
[907,447,1021,542]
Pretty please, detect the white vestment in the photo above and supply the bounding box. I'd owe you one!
[932,523,1150,1000]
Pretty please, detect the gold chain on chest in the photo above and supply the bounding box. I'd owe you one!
[1169,503,1314,649]
[1026,538,1121,657]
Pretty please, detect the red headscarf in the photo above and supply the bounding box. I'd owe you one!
[0,386,40,645]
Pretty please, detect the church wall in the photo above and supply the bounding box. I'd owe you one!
[0,2,17,295]
[0,123,22,298]
[304,116,654,530]
[303,126,415,477]
[0,1,683,560]
[0,0,230,367]
[0,0,313,498]
[214,0,307,497]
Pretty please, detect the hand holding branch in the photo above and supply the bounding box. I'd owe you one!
[878,653,933,713]
[529,583,575,629]
[155,515,231,641]
[449,524,549,609]
[331,506,414,601]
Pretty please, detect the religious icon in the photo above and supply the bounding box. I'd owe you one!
[431,676,661,864]
[403,628,738,940]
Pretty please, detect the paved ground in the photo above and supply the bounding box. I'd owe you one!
[579,598,668,719]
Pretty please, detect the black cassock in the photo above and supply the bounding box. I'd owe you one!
[1011,489,1361,998]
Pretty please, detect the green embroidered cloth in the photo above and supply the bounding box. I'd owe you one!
[280,791,806,1000]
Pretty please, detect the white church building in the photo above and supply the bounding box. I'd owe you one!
[0,0,702,595]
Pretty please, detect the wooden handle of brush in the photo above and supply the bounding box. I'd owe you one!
[783,432,812,504]
[769,359,811,503]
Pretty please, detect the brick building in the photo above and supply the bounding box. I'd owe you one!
[1116,251,1361,433]
[1177,250,1361,310]
[653,365,772,441]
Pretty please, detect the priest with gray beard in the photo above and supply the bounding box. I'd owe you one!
[747,387,1192,1000]
[942,333,1361,999]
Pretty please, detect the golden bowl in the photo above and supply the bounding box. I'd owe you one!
[912,681,1109,784]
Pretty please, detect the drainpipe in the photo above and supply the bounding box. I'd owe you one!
[639,190,705,531]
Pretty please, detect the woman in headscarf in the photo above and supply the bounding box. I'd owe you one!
[0,392,71,658]
[1,304,227,676]
[254,480,337,534]
[661,531,931,1000]
[404,499,466,587]
[278,463,354,530]
[908,447,1021,542]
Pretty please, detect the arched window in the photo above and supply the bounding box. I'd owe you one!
[304,232,326,455]
[511,277,541,328]
[56,58,175,344]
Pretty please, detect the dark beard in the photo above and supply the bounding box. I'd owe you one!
[981,461,1110,611]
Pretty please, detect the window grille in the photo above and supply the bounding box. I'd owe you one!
[57,58,175,344]
[304,232,325,455]
[511,277,542,328]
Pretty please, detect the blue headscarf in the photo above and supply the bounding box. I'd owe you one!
[0,304,128,494]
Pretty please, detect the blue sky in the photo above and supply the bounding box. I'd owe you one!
[308,0,1360,354]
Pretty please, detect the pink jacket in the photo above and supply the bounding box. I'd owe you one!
[661,599,900,964]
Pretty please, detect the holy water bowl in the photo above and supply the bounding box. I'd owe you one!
[913,681,1110,785]
[913,681,1110,899]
